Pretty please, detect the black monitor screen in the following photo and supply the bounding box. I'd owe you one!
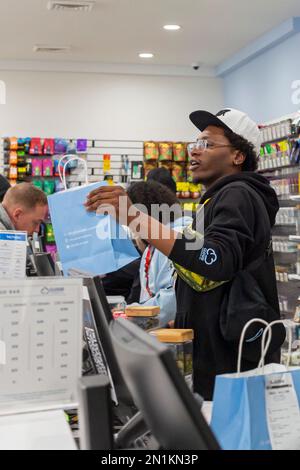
[82,288,118,403]
[110,318,221,450]
[32,252,56,277]
[83,277,134,409]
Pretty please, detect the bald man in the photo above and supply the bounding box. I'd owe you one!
[0,183,48,236]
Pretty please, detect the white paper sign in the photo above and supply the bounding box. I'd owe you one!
[0,231,27,279]
[0,410,77,450]
[0,278,82,414]
[265,372,300,450]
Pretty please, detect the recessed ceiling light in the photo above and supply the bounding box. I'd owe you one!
[139,53,154,59]
[163,24,181,31]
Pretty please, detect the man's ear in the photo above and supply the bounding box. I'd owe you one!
[12,207,23,221]
[233,151,246,167]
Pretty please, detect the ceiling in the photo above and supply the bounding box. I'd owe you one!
[0,0,300,69]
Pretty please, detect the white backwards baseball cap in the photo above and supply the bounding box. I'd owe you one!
[189,108,262,153]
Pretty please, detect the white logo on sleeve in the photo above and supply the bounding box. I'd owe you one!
[200,247,218,265]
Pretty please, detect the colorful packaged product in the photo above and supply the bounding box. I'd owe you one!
[45,223,55,243]
[172,162,186,182]
[173,142,187,162]
[43,180,55,196]
[76,139,88,153]
[45,244,57,261]
[53,159,60,177]
[9,137,18,151]
[158,142,173,161]
[29,138,42,155]
[43,139,55,156]
[144,141,159,160]
[43,158,53,177]
[67,140,77,155]
[24,138,31,153]
[17,151,27,165]
[17,138,25,150]
[3,138,10,151]
[54,138,68,154]
[26,161,32,176]
[9,166,18,180]
[17,167,27,180]
[189,183,201,199]
[32,158,43,176]
[33,180,44,191]
[9,152,18,165]
[3,151,9,165]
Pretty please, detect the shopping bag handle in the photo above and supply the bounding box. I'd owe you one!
[58,155,89,190]
[258,320,292,371]
[58,154,73,183]
[237,318,270,375]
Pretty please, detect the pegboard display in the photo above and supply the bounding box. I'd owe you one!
[0,138,145,188]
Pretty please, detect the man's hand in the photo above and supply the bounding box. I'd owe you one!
[84,185,135,226]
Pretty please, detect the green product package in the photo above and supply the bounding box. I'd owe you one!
[33,180,44,191]
[265,144,273,154]
[45,223,55,243]
[43,180,55,196]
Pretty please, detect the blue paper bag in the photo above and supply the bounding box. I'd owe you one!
[48,182,139,276]
[211,364,300,450]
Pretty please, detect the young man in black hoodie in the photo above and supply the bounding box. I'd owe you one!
[85,108,285,400]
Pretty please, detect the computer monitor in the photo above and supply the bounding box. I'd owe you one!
[110,318,221,450]
[92,276,113,324]
[31,252,56,276]
[82,277,136,414]
[82,286,117,401]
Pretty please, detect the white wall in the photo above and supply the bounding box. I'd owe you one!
[223,31,300,123]
[0,70,223,141]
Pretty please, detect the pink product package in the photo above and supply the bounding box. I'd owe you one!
[45,244,57,261]
[32,158,43,176]
[43,158,53,177]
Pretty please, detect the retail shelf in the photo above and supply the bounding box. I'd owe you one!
[258,164,298,174]
[265,171,300,180]
[289,236,300,242]
[261,135,298,146]
[290,195,300,202]
[275,222,296,226]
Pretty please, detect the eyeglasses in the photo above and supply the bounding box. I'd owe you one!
[187,139,233,155]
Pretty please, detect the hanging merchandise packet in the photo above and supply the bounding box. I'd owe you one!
[48,182,139,276]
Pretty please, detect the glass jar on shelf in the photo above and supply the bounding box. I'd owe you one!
[150,329,194,388]
[125,305,160,331]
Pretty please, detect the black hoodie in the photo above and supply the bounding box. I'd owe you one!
[169,172,281,400]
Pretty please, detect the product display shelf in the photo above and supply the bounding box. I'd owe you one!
[1,137,145,187]
[259,116,300,321]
